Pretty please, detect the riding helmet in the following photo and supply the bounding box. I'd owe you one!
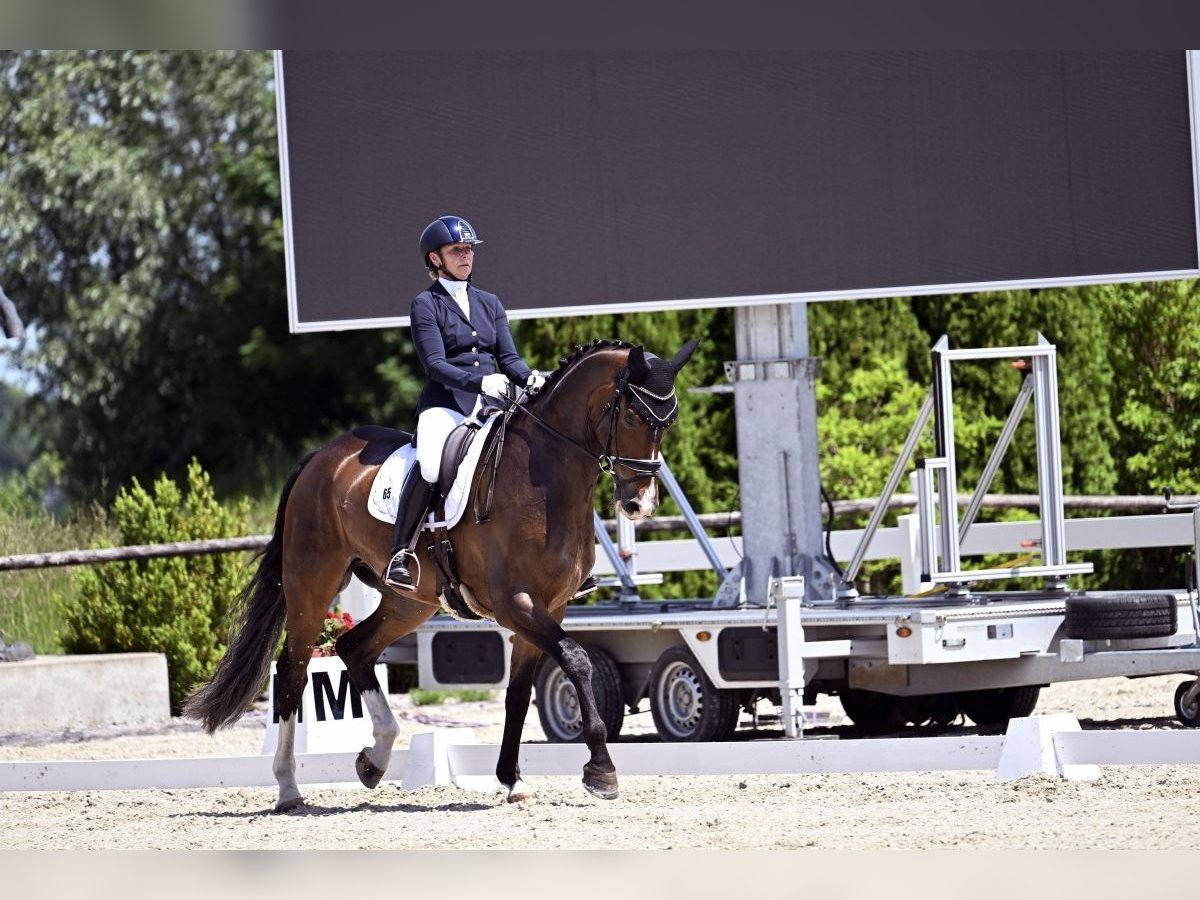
[420,216,483,268]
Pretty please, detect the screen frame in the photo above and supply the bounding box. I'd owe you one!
[274,51,1200,334]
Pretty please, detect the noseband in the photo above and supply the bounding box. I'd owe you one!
[594,367,677,484]
[510,366,675,482]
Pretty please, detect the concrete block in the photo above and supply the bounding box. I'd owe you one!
[0,653,171,734]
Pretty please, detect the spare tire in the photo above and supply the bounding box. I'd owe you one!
[1064,593,1177,640]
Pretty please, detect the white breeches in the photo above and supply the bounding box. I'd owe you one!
[416,406,467,482]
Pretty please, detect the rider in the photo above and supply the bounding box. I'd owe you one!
[384,215,547,591]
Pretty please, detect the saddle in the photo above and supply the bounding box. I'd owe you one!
[434,423,479,507]
[422,401,517,622]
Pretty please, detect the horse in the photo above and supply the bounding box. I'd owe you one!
[184,338,698,811]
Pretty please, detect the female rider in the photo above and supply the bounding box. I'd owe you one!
[384,215,546,590]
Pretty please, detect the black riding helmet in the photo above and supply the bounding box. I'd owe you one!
[420,216,483,270]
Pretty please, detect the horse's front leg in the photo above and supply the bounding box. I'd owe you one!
[336,594,437,788]
[496,637,543,803]
[497,592,618,801]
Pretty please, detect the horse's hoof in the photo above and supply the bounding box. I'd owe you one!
[274,794,304,813]
[356,750,385,789]
[505,779,537,805]
[582,765,619,800]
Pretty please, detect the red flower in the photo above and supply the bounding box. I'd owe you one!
[341,612,355,627]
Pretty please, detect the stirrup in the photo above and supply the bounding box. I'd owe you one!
[384,549,417,590]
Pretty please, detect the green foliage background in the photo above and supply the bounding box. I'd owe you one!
[4,51,1200,656]
[59,461,249,711]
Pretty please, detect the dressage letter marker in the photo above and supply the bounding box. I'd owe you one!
[262,656,388,754]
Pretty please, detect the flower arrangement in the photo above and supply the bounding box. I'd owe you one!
[312,608,355,656]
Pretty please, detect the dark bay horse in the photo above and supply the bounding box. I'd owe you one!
[184,339,697,811]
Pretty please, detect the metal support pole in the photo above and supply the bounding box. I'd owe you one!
[1191,506,1200,648]
[915,458,941,581]
[931,336,963,577]
[1032,333,1068,583]
[593,512,639,597]
[772,576,807,738]
[839,391,934,594]
[658,459,728,577]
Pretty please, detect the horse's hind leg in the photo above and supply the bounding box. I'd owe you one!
[495,593,618,801]
[270,575,333,811]
[335,592,437,789]
[271,638,315,812]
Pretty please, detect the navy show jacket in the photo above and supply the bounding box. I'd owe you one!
[410,280,533,415]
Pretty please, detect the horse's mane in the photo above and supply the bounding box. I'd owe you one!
[542,339,635,391]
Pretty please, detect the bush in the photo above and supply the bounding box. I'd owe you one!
[61,460,250,713]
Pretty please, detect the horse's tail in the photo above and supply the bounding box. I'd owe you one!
[183,449,319,733]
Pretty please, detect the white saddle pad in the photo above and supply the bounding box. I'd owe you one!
[367,417,498,531]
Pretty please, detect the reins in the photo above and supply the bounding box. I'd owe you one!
[471,367,670,522]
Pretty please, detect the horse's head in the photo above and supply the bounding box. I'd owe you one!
[599,339,699,520]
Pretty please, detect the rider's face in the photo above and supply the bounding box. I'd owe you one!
[431,243,474,280]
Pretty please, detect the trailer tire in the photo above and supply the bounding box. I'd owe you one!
[1064,593,1177,640]
[959,685,1041,726]
[534,645,625,743]
[649,645,739,742]
[1174,680,1200,728]
[839,689,906,729]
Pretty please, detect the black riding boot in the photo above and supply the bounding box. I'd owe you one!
[384,467,436,591]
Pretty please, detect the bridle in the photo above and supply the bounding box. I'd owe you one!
[473,363,676,523]
[515,373,668,475]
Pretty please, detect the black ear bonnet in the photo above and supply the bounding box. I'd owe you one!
[622,351,680,427]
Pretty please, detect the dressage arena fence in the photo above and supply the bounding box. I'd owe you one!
[1,494,1193,573]
[3,716,1200,795]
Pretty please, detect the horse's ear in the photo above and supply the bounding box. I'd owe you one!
[627,345,650,381]
[669,338,699,373]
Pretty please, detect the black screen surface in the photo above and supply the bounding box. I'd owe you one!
[278,51,1198,331]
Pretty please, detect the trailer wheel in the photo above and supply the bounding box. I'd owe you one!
[649,645,739,742]
[1064,593,1177,640]
[534,645,625,743]
[839,689,905,729]
[1174,680,1200,727]
[959,685,1041,726]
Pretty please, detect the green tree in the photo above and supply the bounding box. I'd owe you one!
[0,51,420,502]
[1098,279,1200,495]
[809,297,931,505]
[1089,279,1200,590]
[911,288,1118,497]
[0,381,36,475]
